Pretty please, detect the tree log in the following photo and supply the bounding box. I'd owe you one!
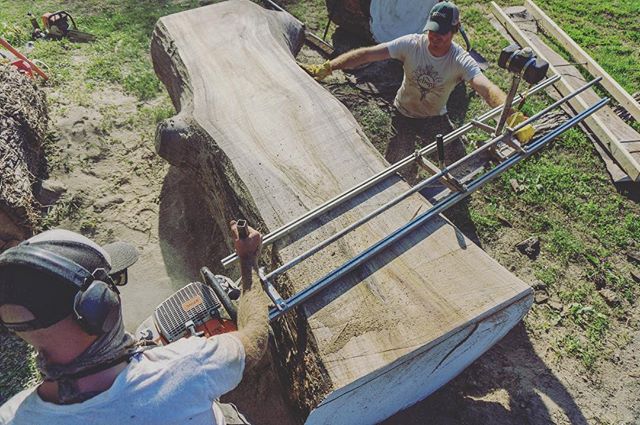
[151,1,533,423]
[0,66,48,247]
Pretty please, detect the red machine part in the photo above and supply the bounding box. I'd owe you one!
[10,59,34,77]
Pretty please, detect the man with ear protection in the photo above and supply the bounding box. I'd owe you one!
[0,222,269,424]
[302,1,535,183]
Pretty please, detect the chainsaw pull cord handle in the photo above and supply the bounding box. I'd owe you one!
[236,219,249,239]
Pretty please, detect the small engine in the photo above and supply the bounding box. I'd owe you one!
[138,270,239,344]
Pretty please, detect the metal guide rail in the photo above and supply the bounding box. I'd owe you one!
[221,47,609,322]
[220,74,560,268]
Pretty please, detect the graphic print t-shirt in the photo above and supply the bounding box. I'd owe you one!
[384,34,482,118]
[0,334,245,425]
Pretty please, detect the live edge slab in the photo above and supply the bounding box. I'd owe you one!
[151,1,533,424]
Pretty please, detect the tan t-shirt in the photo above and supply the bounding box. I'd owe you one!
[385,34,482,118]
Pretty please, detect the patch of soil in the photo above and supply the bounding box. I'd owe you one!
[40,78,299,425]
[43,86,180,330]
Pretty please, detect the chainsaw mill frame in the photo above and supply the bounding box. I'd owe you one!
[221,74,609,322]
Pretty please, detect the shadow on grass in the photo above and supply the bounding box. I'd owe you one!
[382,323,589,425]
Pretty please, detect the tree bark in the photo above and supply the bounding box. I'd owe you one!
[0,66,48,247]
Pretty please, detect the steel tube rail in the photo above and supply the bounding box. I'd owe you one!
[511,76,602,133]
[222,74,561,267]
[265,164,452,280]
[265,77,601,280]
[443,77,602,175]
[269,96,610,321]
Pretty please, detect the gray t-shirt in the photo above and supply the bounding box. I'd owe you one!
[0,334,245,425]
[385,34,482,118]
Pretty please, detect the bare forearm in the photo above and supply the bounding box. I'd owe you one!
[235,260,270,370]
[330,45,388,71]
[481,80,507,109]
[471,75,508,110]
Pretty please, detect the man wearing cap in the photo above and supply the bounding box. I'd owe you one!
[0,222,268,424]
[302,1,532,180]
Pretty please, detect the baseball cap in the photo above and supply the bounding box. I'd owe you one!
[25,229,139,276]
[424,2,460,35]
[0,229,138,329]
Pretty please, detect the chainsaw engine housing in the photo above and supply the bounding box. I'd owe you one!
[153,281,225,343]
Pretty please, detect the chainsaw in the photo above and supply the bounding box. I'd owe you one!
[29,11,96,42]
[135,220,254,345]
[135,267,241,345]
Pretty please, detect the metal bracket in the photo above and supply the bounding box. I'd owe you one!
[471,119,496,134]
[415,152,467,192]
[258,267,287,311]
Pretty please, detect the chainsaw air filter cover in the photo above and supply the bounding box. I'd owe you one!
[498,44,549,85]
[153,281,222,343]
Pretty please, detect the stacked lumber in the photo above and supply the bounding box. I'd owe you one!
[491,1,640,183]
[151,1,533,423]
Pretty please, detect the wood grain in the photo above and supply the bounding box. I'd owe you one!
[151,1,533,422]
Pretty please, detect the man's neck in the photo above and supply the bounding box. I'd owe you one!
[38,361,128,404]
[428,42,452,58]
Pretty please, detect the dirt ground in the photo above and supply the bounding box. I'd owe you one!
[8,30,638,425]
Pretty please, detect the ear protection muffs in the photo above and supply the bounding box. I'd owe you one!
[0,245,121,335]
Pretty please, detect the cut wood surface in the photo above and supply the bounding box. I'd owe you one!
[524,0,640,124]
[151,1,532,423]
[491,2,640,182]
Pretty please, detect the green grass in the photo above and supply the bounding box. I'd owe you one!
[0,0,203,100]
[0,333,39,404]
[535,0,640,94]
[353,100,393,151]
[473,125,639,367]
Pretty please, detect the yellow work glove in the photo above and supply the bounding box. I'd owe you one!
[299,60,332,81]
[507,111,536,144]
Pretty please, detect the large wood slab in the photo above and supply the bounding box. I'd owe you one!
[151,1,533,423]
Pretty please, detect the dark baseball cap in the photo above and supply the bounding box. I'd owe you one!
[21,229,139,275]
[0,229,138,329]
[424,2,460,35]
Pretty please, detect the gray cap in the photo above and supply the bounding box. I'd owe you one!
[25,229,139,275]
[0,229,138,328]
